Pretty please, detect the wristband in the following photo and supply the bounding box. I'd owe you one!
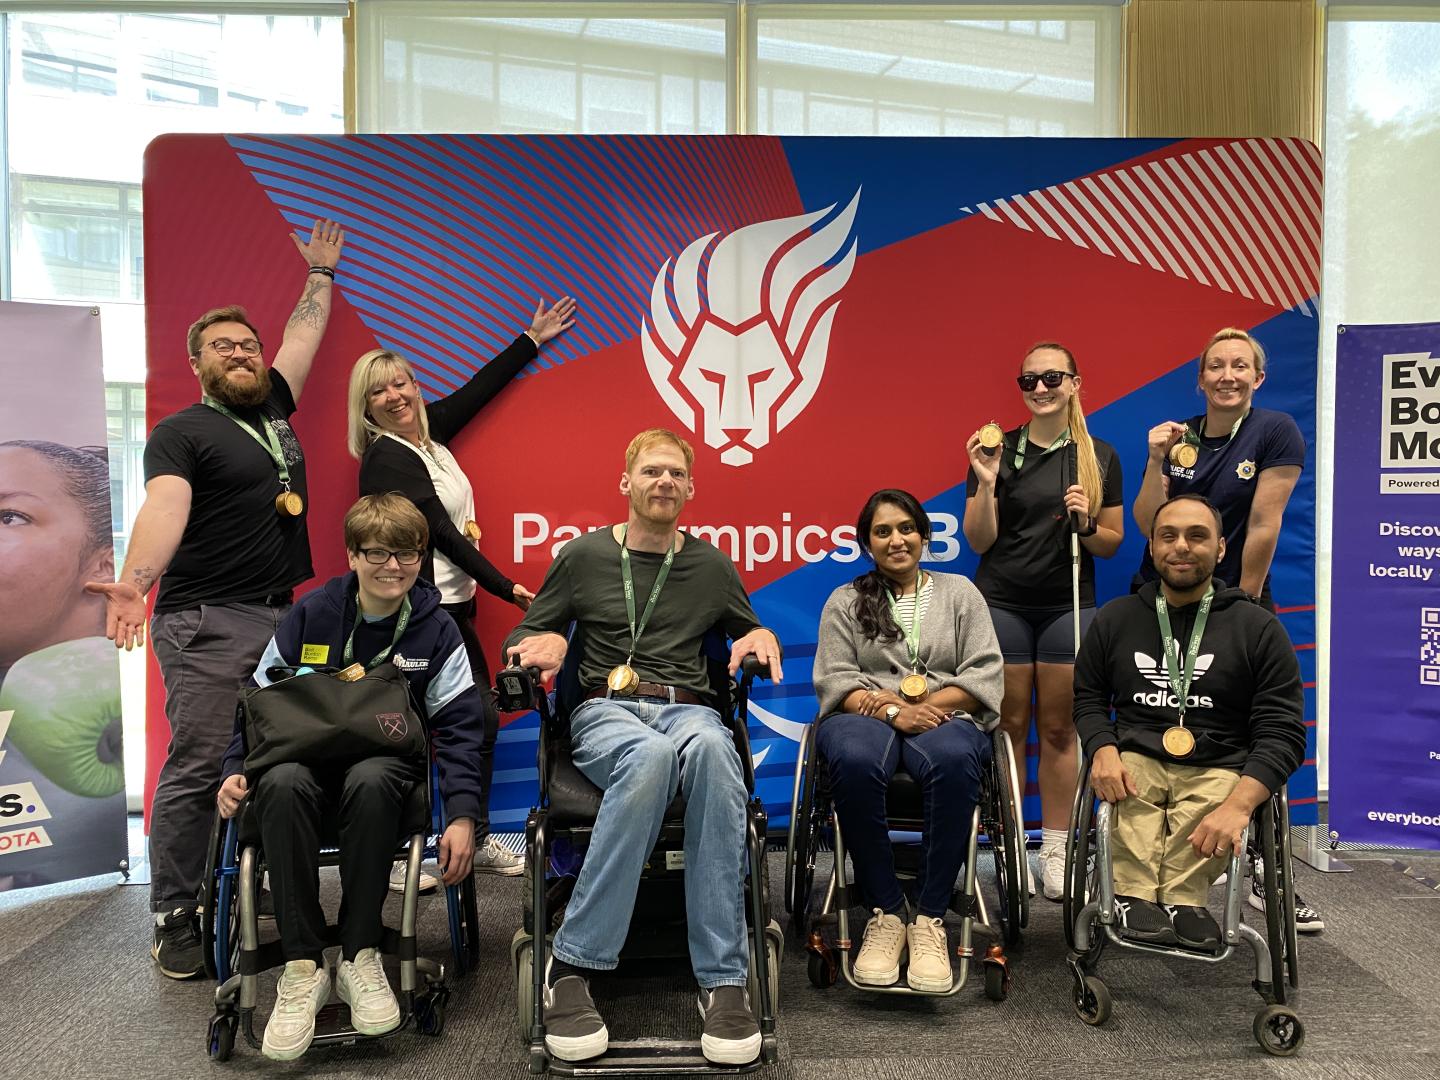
[1078,518,1098,538]
[307,265,335,279]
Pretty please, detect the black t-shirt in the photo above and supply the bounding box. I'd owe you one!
[965,430,1124,612]
[1134,407,1305,596]
[144,371,312,613]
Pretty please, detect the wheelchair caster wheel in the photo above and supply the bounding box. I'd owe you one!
[1073,974,1111,1026]
[529,1045,549,1074]
[807,950,836,989]
[416,988,449,1036]
[1253,1005,1304,1056]
[208,1009,238,1061]
[983,960,1009,1002]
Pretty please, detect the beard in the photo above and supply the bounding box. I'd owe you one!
[1156,557,1215,593]
[201,361,271,408]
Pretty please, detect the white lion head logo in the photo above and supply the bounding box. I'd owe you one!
[640,191,861,467]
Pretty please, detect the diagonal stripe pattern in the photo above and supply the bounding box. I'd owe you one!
[961,138,1322,317]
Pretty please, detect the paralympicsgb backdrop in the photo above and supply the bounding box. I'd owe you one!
[143,135,1322,830]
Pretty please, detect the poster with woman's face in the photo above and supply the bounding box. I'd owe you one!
[0,300,126,890]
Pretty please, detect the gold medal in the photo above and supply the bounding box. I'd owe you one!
[1162,725,1195,758]
[978,422,1004,455]
[275,490,304,517]
[335,663,366,683]
[606,663,639,694]
[1168,441,1199,469]
[899,673,929,703]
[464,520,481,541]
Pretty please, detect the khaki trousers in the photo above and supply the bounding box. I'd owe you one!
[1111,751,1240,906]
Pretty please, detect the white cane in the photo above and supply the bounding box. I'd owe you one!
[1066,440,1082,662]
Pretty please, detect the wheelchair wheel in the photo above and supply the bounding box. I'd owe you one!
[1253,1004,1304,1056]
[786,727,822,942]
[514,934,535,1044]
[983,958,1009,1002]
[1258,802,1290,1006]
[416,985,449,1037]
[1072,973,1111,1026]
[807,948,836,989]
[997,730,1030,930]
[200,814,239,983]
[207,1007,237,1061]
[446,873,481,977]
[987,731,1024,946]
[1277,791,1301,990]
[746,924,783,1018]
[1062,773,1097,952]
[783,725,810,916]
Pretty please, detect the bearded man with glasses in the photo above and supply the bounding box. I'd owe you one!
[86,219,345,979]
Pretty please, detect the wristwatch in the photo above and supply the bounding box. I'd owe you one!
[884,704,902,725]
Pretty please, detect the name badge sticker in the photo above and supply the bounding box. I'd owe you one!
[300,644,330,665]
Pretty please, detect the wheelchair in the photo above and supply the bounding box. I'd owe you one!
[785,716,1028,1001]
[502,631,782,1075]
[1061,758,1303,1055]
[199,724,479,1061]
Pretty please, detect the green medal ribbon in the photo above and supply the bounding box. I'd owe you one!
[1184,409,1249,454]
[1154,584,1214,724]
[343,594,412,671]
[1012,424,1070,471]
[203,397,292,489]
[620,525,676,664]
[884,572,927,672]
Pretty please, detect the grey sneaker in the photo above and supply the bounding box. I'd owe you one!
[474,834,524,876]
[152,908,203,979]
[387,860,439,894]
[697,985,761,1065]
[543,957,608,1061]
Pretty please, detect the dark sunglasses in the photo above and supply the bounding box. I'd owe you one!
[1016,370,1074,392]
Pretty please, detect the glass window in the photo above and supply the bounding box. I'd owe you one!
[751,6,1121,136]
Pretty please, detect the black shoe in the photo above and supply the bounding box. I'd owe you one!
[152,908,203,979]
[542,957,608,1062]
[1248,863,1325,932]
[1114,895,1178,946]
[1165,904,1222,950]
[697,986,761,1065]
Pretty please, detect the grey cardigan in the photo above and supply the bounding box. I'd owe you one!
[812,572,1005,731]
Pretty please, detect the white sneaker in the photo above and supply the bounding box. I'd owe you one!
[474,834,525,876]
[336,947,402,1035]
[1037,843,1065,902]
[387,860,439,894]
[853,908,906,986]
[905,916,953,992]
[261,959,330,1061]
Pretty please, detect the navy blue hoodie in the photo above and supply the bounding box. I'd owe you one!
[220,572,485,824]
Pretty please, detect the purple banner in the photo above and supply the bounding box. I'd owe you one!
[1330,321,1440,849]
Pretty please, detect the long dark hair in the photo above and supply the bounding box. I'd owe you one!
[850,488,931,642]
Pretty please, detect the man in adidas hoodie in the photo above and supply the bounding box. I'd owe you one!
[215,493,484,1061]
[1073,493,1304,950]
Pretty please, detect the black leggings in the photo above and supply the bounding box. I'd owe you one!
[440,597,500,841]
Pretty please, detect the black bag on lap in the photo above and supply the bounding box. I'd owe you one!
[240,664,426,782]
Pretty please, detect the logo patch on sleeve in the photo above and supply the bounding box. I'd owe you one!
[300,644,330,664]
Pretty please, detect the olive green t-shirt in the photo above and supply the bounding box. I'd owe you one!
[502,527,762,697]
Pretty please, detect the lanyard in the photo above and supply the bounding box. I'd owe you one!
[343,595,412,670]
[1184,410,1248,454]
[884,572,927,671]
[1154,584,1214,724]
[1012,425,1069,471]
[204,397,291,488]
[620,525,676,663]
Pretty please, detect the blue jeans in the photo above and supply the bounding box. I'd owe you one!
[551,697,749,988]
[818,713,991,918]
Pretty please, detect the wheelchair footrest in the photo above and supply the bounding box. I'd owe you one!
[548,1038,760,1076]
[307,1003,408,1046]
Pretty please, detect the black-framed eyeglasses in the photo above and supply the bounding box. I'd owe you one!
[359,547,423,566]
[1016,370,1074,392]
[207,338,263,358]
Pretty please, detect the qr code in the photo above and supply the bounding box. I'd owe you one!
[1421,608,1440,684]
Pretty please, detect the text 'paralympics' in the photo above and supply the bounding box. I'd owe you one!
[513,512,966,570]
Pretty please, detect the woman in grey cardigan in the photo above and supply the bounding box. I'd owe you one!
[812,489,1003,993]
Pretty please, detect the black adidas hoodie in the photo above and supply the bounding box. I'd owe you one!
[1073,580,1305,794]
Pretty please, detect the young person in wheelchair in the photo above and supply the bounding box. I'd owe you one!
[811,489,1004,992]
[215,493,485,1060]
[1072,493,1305,950]
[502,428,782,1066]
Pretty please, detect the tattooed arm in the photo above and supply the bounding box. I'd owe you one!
[85,475,192,650]
[270,218,345,402]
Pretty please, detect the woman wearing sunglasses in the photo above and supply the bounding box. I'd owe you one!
[963,343,1124,901]
[347,296,576,882]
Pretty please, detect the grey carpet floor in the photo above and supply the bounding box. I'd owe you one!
[1,845,1437,1080]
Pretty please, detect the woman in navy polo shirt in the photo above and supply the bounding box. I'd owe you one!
[1130,325,1322,932]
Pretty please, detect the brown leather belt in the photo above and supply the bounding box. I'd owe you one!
[583,683,705,706]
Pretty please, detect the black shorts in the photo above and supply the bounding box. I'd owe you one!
[988,603,1096,665]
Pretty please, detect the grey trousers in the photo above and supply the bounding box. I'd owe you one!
[149,601,288,913]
